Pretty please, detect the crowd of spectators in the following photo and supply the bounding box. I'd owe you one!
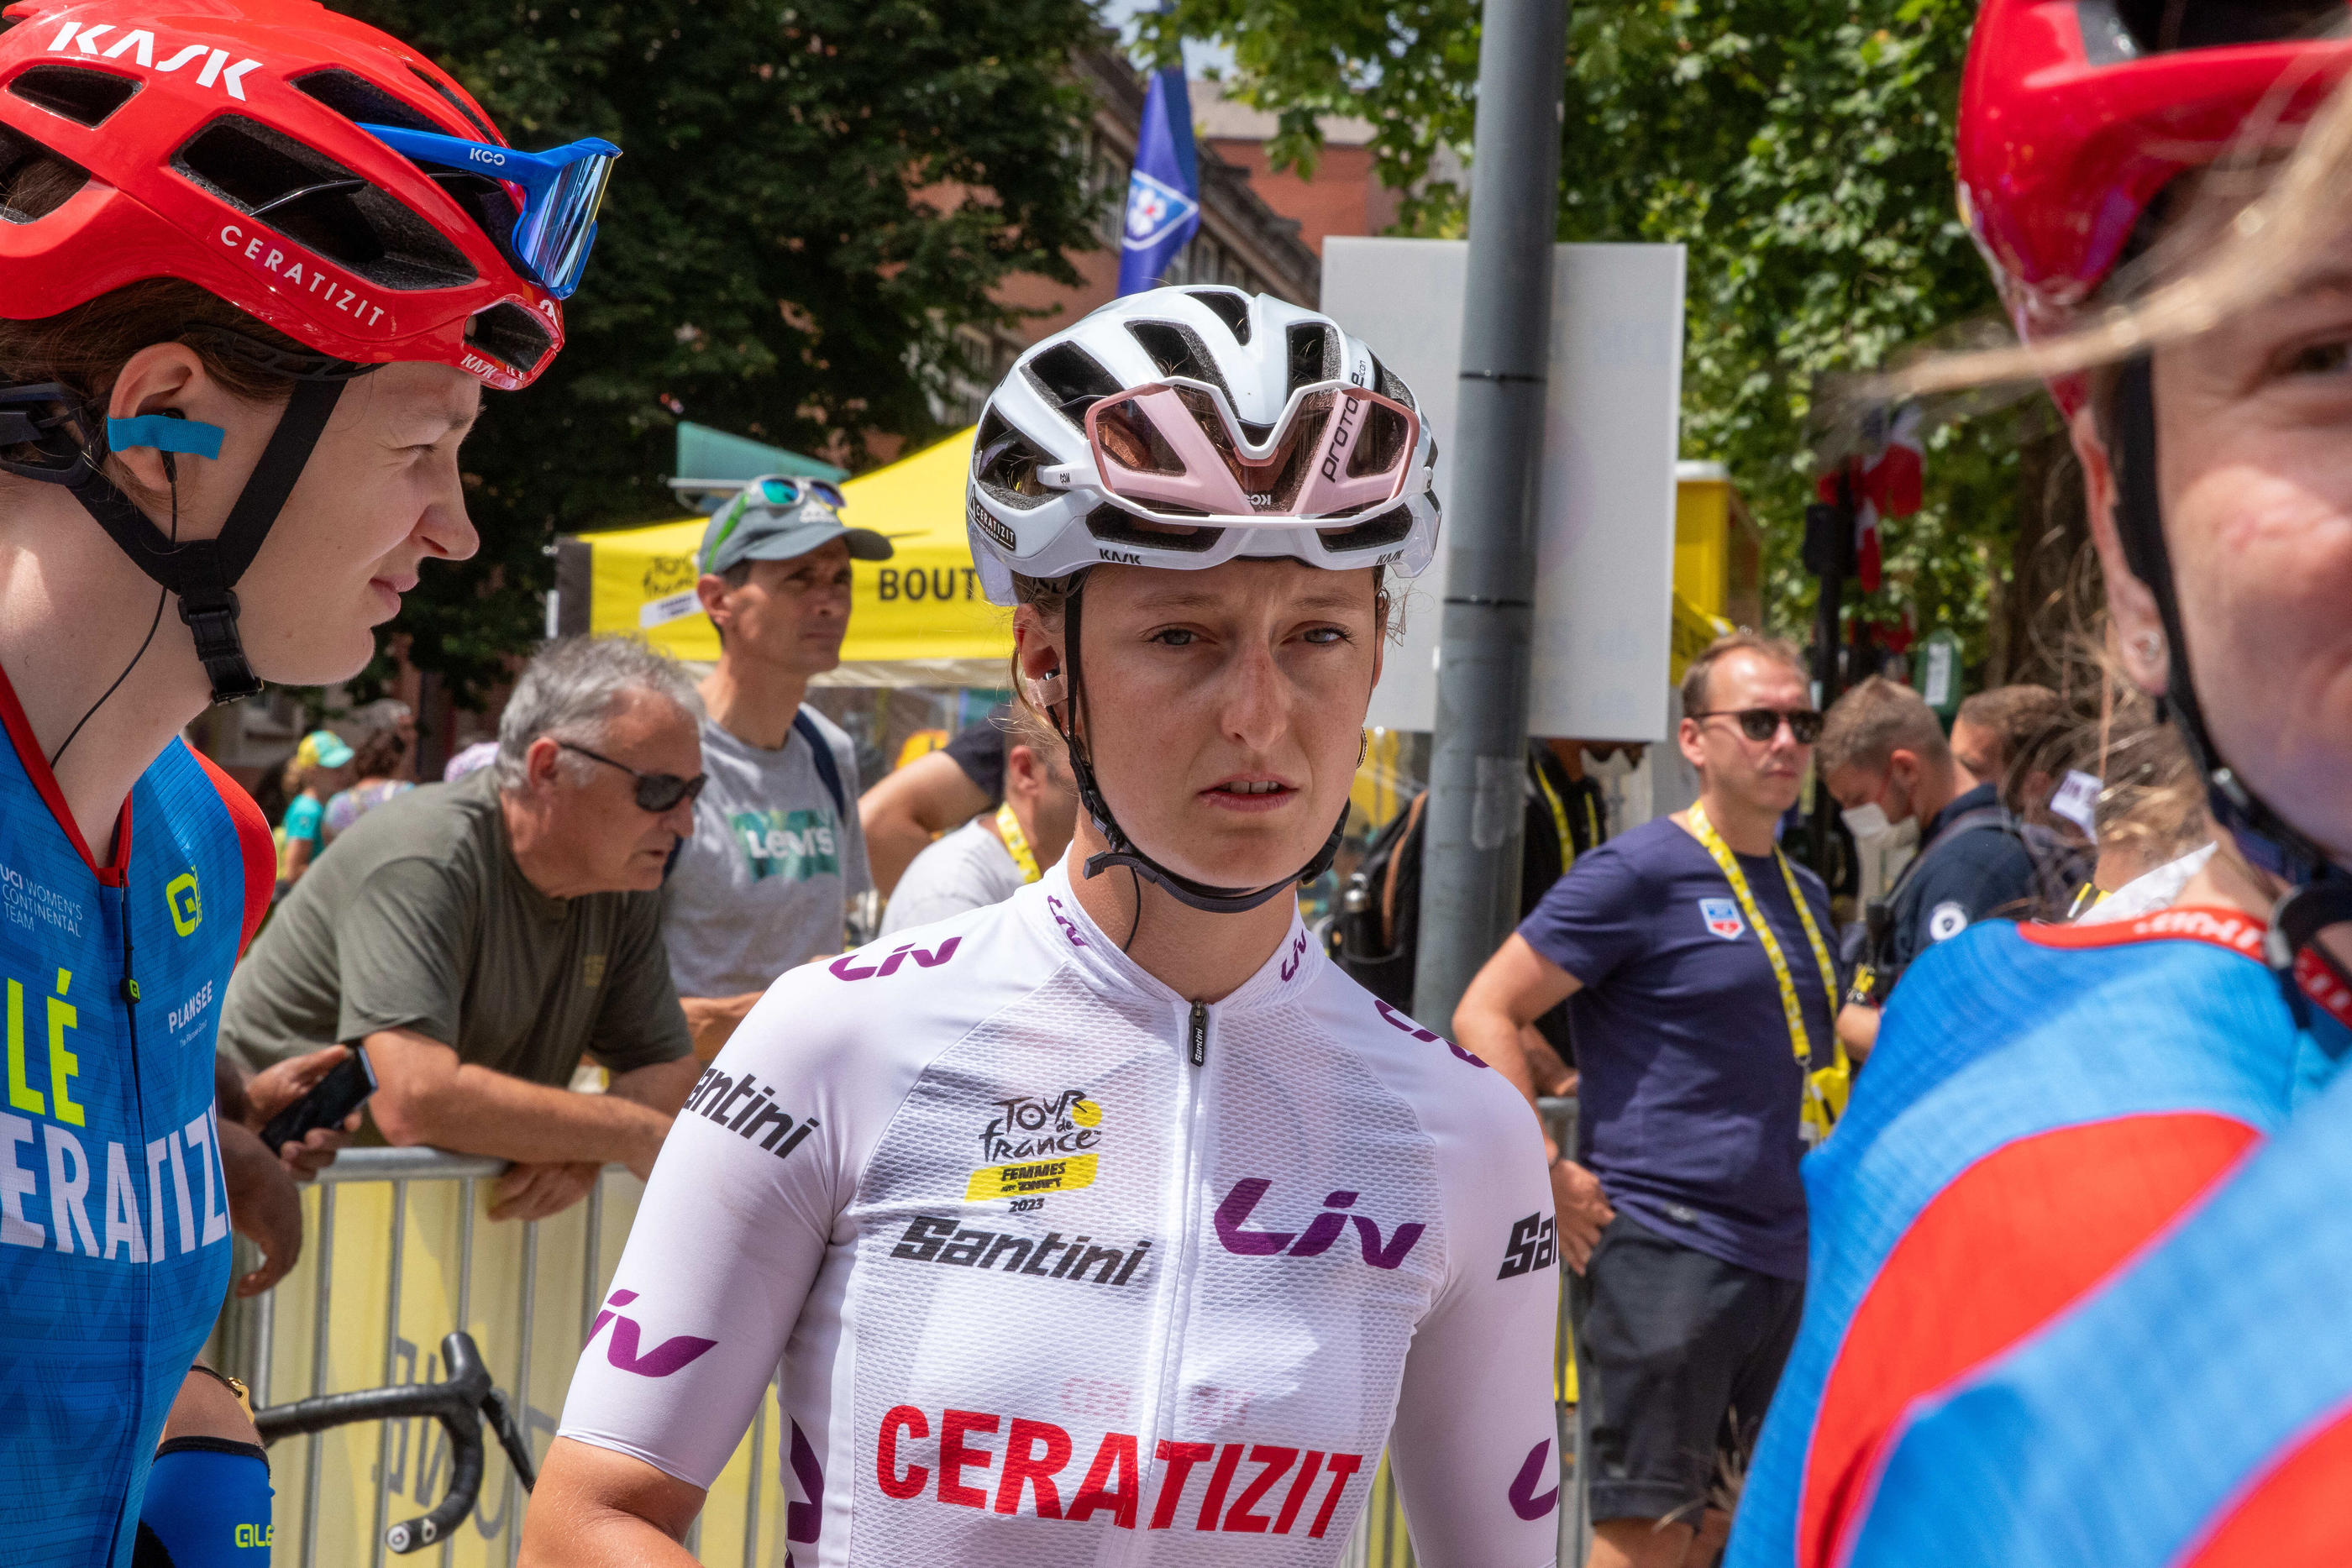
[218,564,2171,1568]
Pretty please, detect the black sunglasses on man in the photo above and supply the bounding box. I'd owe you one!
[558,740,708,812]
[1689,706,1825,745]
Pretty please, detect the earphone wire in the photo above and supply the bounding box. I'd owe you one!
[50,455,176,772]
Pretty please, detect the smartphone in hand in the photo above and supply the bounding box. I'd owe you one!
[259,1046,377,1154]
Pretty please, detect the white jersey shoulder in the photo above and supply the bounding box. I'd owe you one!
[559,865,1560,1567]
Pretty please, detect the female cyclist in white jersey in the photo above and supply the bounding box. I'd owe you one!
[528,286,1562,1566]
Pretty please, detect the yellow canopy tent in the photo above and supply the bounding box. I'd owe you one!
[557,439,1747,690]
[555,428,1011,687]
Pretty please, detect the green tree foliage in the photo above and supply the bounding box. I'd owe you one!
[343,0,1103,703]
[1145,0,2052,669]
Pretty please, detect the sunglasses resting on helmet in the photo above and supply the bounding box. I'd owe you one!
[360,123,621,300]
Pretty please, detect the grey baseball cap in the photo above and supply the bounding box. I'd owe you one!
[699,474,893,575]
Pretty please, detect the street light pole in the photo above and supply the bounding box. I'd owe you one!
[1412,0,1571,1033]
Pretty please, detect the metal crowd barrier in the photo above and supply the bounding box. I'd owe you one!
[209,1149,785,1566]
[211,1117,1585,1568]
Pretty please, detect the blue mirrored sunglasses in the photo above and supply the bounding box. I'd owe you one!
[757,476,848,511]
[360,123,621,301]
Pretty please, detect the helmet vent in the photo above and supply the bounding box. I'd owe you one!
[1186,288,1252,343]
[173,114,478,291]
[465,302,554,376]
[1024,343,1125,425]
[973,411,1052,507]
[1126,320,1236,403]
[1287,323,1341,397]
[293,67,445,135]
[0,123,88,223]
[409,66,496,142]
[2112,0,2348,52]
[1314,506,1415,554]
[293,69,523,271]
[8,64,139,128]
[1083,505,1224,553]
[1370,353,1418,412]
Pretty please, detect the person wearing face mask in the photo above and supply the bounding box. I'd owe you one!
[1817,678,2082,1058]
[1725,7,2352,1565]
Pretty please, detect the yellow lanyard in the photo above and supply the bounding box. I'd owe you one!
[1533,763,1576,869]
[1687,802,1847,1140]
[995,803,1042,884]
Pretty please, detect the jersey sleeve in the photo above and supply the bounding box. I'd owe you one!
[1516,843,1645,987]
[189,746,276,956]
[1386,1076,1562,1566]
[333,857,474,1045]
[556,962,867,1489]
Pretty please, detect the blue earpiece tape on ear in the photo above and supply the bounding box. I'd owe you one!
[106,415,225,460]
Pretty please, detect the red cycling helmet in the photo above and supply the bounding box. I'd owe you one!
[1956,0,2352,957]
[1958,0,2352,380]
[0,0,565,388]
[0,0,611,709]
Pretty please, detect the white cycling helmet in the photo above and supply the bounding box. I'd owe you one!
[966,286,1441,604]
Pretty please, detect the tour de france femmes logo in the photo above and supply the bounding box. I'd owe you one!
[966,1088,1105,1203]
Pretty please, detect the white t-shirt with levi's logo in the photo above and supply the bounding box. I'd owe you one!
[559,859,1562,1566]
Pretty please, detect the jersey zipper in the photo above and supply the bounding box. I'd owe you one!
[104,881,153,1562]
[1121,997,1215,1565]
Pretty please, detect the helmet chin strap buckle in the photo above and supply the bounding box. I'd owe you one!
[176,590,264,705]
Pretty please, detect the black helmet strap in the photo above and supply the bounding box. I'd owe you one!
[2112,354,2352,971]
[0,347,366,705]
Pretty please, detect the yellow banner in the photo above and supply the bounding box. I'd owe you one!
[582,429,1012,668]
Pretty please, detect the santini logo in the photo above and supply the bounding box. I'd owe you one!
[681,1067,816,1160]
[46,22,263,99]
[585,1290,717,1378]
[1213,1179,1425,1271]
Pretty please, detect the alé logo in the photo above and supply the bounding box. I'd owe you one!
[46,22,263,100]
[585,1290,717,1378]
[1214,1179,1426,1271]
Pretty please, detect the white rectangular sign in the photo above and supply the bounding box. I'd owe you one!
[1321,239,1686,741]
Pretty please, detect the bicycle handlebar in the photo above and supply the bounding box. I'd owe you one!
[251,1330,536,1554]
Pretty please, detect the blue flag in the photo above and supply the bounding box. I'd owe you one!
[1117,66,1200,296]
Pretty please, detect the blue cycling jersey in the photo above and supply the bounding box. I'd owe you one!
[1730,907,2352,1568]
[0,665,272,1568]
[1843,957,2352,1568]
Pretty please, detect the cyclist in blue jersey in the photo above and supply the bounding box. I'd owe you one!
[1728,5,2352,1566]
[0,1,610,1561]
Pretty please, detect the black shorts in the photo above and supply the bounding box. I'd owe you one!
[1569,1209,1803,1527]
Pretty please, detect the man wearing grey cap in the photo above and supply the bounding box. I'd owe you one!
[666,475,892,1057]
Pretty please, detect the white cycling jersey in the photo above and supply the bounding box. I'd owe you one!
[557,862,1562,1566]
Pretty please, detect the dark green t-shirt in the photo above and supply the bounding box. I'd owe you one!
[218,770,692,1086]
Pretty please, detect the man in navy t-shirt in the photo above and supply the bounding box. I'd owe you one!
[1458,633,1840,1568]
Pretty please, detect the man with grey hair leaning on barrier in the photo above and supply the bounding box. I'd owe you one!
[218,637,704,1221]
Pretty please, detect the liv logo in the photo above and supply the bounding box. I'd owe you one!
[1213,1179,1426,1270]
[1278,930,1309,983]
[1509,1440,1559,1521]
[1373,998,1487,1068]
[829,936,960,981]
[586,1290,717,1378]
